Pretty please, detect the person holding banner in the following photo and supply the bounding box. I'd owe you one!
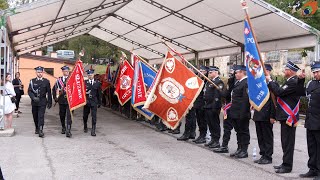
[252,64,276,164]
[203,66,224,149]
[28,66,52,138]
[214,67,236,153]
[229,65,250,159]
[83,69,101,136]
[193,65,208,144]
[296,62,320,178]
[266,61,301,173]
[52,65,72,138]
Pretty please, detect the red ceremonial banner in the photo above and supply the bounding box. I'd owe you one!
[132,54,147,107]
[143,52,204,129]
[66,60,87,111]
[114,60,134,106]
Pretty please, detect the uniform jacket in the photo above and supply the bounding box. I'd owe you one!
[296,78,320,130]
[268,75,301,121]
[52,76,68,105]
[28,78,52,106]
[229,77,250,120]
[203,76,224,110]
[85,79,102,106]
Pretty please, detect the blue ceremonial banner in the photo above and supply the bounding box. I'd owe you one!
[244,19,270,111]
[131,55,156,119]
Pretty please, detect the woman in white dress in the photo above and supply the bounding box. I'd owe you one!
[3,73,16,129]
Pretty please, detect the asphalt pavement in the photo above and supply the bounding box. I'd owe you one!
[0,96,311,180]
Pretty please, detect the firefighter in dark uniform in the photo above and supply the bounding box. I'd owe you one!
[28,66,52,138]
[83,69,102,136]
[252,64,276,164]
[203,66,224,149]
[297,62,320,178]
[214,66,236,153]
[229,65,250,158]
[52,65,72,138]
[177,107,196,141]
[266,61,301,173]
[193,65,208,144]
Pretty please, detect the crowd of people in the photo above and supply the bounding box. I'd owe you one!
[2,59,320,179]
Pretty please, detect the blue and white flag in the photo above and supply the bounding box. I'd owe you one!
[244,19,270,111]
[131,54,156,119]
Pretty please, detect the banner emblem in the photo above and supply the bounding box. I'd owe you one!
[120,75,131,90]
[167,107,178,122]
[159,77,185,104]
[165,58,175,73]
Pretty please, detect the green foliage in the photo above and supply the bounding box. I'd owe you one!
[53,35,126,63]
[0,0,8,9]
[265,0,320,31]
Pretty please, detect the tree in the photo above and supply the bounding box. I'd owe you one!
[0,0,8,10]
[265,0,320,31]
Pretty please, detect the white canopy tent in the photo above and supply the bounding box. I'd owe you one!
[5,0,320,64]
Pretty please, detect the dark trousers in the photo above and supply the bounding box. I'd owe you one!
[255,121,274,160]
[231,117,250,147]
[0,166,3,180]
[222,117,233,147]
[59,104,72,128]
[31,105,46,129]
[307,129,320,172]
[83,104,97,126]
[205,109,221,142]
[184,108,196,135]
[280,121,296,169]
[15,94,21,110]
[195,108,207,137]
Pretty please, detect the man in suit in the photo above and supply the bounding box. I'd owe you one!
[297,62,320,178]
[193,66,208,144]
[203,66,224,149]
[52,65,72,138]
[28,66,52,138]
[253,64,276,164]
[83,69,102,136]
[229,65,251,158]
[266,61,302,173]
[214,66,236,153]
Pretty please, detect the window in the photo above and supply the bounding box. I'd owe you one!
[44,68,54,76]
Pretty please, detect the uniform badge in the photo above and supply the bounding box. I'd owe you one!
[167,107,178,122]
[282,85,288,90]
[159,77,185,104]
[120,75,132,90]
[165,58,175,73]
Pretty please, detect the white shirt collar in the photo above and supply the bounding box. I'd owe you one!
[287,75,295,81]
[37,77,43,81]
[239,76,247,82]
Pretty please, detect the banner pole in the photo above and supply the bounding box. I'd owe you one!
[241,0,277,108]
[160,40,220,90]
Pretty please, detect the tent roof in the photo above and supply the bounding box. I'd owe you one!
[6,0,319,64]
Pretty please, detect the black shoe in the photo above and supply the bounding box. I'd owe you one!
[171,129,180,134]
[275,167,292,174]
[299,170,318,178]
[254,157,263,163]
[213,146,229,153]
[35,129,39,134]
[66,125,72,138]
[205,140,214,147]
[230,149,241,157]
[234,151,248,159]
[192,135,203,142]
[61,127,66,134]
[39,130,44,138]
[194,137,206,144]
[258,158,272,165]
[273,165,282,169]
[177,134,190,141]
[84,127,88,133]
[189,132,196,139]
[91,126,96,136]
[208,142,220,149]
